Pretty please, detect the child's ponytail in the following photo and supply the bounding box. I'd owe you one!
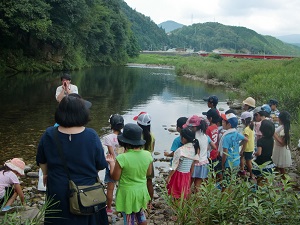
[193,139,200,155]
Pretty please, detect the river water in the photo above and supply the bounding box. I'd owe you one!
[0,65,229,175]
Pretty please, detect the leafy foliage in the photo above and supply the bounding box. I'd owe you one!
[119,1,170,51]
[168,22,300,56]
[0,0,140,71]
[162,168,300,225]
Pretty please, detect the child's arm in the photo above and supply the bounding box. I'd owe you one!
[39,163,48,186]
[107,146,116,159]
[273,133,285,146]
[190,161,196,175]
[221,148,228,171]
[255,147,262,156]
[209,142,217,151]
[239,134,249,156]
[164,151,174,157]
[166,170,176,184]
[14,183,25,206]
[106,155,121,181]
[147,162,153,177]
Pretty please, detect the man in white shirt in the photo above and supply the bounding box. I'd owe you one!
[55,73,78,102]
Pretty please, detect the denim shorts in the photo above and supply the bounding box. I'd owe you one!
[104,168,116,183]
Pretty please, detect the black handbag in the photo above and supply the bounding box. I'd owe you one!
[54,128,107,215]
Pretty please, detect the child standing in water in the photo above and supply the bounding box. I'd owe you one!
[272,111,292,179]
[0,158,26,211]
[167,127,199,199]
[106,123,153,225]
[102,114,124,215]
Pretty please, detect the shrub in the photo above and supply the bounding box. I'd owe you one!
[162,168,300,225]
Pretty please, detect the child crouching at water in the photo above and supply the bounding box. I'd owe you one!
[167,127,200,199]
[0,158,26,211]
[106,123,153,225]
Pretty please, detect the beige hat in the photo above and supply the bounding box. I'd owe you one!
[242,97,255,108]
[5,158,25,175]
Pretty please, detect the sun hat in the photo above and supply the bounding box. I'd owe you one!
[183,115,202,128]
[221,113,238,128]
[240,111,252,120]
[135,112,151,126]
[5,158,25,175]
[203,95,218,106]
[117,123,146,146]
[242,97,256,108]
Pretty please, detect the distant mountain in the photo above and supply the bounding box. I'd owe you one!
[276,34,300,43]
[168,22,300,56]
[158,20,185,33]
[120,1,169,51]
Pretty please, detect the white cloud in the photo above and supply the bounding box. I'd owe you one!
[124,0,300,36]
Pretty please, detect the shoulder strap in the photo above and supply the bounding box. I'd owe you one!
[53,127,71,180]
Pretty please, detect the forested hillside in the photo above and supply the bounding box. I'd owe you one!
[120,1,170,51]
[168,22,300,56]
[0,0,140,72]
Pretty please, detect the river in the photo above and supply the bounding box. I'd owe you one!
[0,65,230,176]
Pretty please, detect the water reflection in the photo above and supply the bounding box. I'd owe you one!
[0,66,230,170]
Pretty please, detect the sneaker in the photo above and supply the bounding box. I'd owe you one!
[106,208,113,215]
[1,206,12,212]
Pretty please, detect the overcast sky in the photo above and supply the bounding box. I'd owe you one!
[124,0,300,36]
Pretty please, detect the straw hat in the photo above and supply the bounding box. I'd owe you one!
[242,97,256,108]
[5,158,25,175]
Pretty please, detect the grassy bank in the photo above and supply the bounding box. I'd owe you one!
[129,54,300,144]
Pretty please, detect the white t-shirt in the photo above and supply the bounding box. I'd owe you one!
[0,170,20,198]
[196,131,210,165]
[102,133,122,156]
[55,84,78,100]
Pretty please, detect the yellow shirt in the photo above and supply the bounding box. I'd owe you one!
[243,126,254,152]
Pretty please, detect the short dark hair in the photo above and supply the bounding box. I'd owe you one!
[176,117,188,129]
[61,73,71,81]
[260,120,275,138]
[55,95,90,127]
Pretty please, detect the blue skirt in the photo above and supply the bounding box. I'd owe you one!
[192,164,209,179]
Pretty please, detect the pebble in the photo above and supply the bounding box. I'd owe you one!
[26,172,39,178]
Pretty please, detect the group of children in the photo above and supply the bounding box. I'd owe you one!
[0,95,293,224]
[165,95,292,198]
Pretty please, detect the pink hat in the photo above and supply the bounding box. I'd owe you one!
[5,158,25,175]
[183,115,202,128]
